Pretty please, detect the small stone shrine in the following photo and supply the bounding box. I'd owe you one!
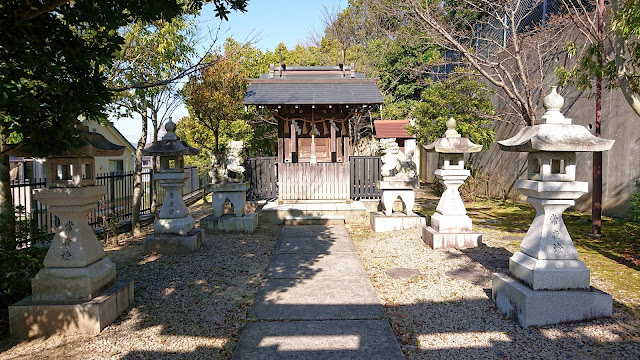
[492,87,615,327]
[200,140,258,233]
[9,126,133,338]
[422,118,483,249]
[142,119,203,253]
[370,138,425,232]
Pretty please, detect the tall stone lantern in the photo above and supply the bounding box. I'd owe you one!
[422,118,483,249]
[142,119,203,253]
[9,126,134,338]
[492,87,615,327]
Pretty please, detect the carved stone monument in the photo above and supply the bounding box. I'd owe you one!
[9,127,134,338]
[200,140,258,233]
[422,118,483,249]
[492,87,615,327]
[142,119,203,253]
[370,138,425,232]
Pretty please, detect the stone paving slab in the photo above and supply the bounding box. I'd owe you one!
[279,225,351,239]
[266,253,369,279]
[275,235,357,254]
[250,277,384,320]
[232,320,404,360]
[234,224,402,359]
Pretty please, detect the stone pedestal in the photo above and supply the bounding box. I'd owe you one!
[371,177,423,232]
[492,180,612,327]
[423,169,482,249]
[205,182,258,233]
[9,186,133,338]
[144,172,203,253]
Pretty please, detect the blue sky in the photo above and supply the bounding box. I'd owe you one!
[114,0,349,143]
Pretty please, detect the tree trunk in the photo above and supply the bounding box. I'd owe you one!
[592,0,605,236]
[0,134,16,250]
[132,97,148,236]
[150,109,159,219]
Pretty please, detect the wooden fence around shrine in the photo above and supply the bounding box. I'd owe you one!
[279,162,350,200]
[242,156,383,201]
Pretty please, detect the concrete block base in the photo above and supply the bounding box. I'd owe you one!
[422,226,482,249]
[9,279,133,339]
[143,229,203,254]
[492,272,612,328]
[370,211,426,232]
[200,213,258,233]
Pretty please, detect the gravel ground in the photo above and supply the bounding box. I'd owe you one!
[0,202,280,360]
[346,188,640,360]
[2,191,640,359]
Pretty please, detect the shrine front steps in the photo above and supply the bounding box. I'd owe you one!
[261,201,366,224]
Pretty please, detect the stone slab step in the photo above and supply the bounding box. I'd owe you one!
[232,320,404,360]
[282,215,345,225]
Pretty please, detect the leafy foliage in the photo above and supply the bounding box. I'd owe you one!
[0,205,50,304]
[626,180,640,236]
[408,69,495,149]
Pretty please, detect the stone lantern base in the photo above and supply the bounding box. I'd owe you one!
[422,227,482,249]
[9,186,133,339]
[144,229,204,254]
[9,279,133,338]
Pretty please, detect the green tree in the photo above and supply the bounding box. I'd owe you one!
[0,0,248,245]
[408,69,495,149]
[182,54,249,179]
[109,15,197,234]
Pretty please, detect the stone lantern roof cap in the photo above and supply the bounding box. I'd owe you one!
[498,87,614,153]
[9,125,125,157]
[423,118,483,153]
[141,119,200,157]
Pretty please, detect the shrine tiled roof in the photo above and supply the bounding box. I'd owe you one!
[243,66,384,105]
[374,120,414,139]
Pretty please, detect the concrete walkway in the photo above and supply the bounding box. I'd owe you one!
[233,225,404,359]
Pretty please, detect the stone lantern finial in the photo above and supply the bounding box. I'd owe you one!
[445,117,461,138]
[163,118,178,141]
[541,86,571,124]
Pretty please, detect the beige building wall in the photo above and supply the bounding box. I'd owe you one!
[84,120,135,175]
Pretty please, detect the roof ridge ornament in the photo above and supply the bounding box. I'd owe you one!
[541,86,571,124]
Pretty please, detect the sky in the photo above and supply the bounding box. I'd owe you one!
[113,0,349,144]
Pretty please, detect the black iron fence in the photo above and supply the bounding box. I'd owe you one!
[9,166,206,243]
[244,157,278,201]
[350,156,383,199]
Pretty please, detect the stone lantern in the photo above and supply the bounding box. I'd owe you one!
[422,118,483,249]
[492,87,615,327]
[9,126,134,338]
[142,119,203,253]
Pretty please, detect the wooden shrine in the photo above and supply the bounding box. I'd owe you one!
[243,65,383,200]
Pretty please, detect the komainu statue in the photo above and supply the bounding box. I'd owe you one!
[379,138,416,178]
[224,140,245,183]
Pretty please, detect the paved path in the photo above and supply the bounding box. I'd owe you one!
[233,225,404,359]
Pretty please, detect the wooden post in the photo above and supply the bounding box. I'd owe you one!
[330,120,337,162]
[290,120,298,163]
